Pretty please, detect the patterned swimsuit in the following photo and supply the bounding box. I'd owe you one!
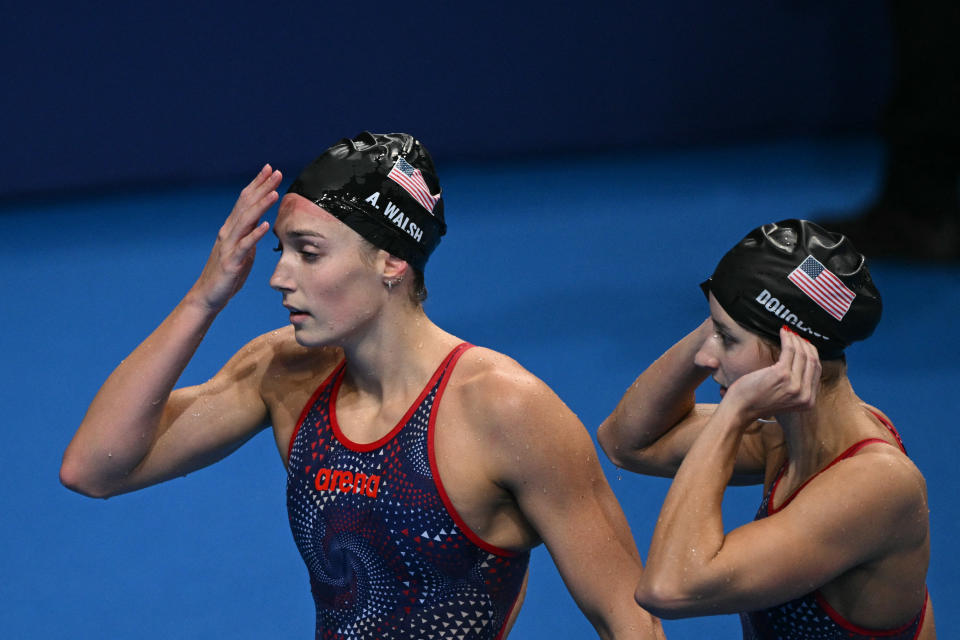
[286,344,530,640]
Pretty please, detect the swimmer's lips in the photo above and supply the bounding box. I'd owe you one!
[283,304,310,322]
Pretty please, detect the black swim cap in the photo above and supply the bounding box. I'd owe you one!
[701,219,882,359]
[287,132,445,271]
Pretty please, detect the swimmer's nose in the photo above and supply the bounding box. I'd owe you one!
[693,342,718,370]
[269,259,293,292]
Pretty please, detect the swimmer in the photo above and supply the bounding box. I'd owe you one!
[61,132,664,639]
[598,219,935,638]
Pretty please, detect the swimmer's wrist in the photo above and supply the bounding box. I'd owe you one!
[714,392,757,428]
[182,287,227,318]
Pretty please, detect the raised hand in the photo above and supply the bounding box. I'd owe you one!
[192,165,282,311]
[724,326,821,421]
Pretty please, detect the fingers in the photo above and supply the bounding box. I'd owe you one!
[192,166,282,311]
[244,163,281,198]
[724,327,823,421]
[217,166,281,261]
[241,165,282,218]
[223,165,283,241]
[234,220,271,257]
[799,332,821,405]
[778,325,821,409]
[778,325,803,383]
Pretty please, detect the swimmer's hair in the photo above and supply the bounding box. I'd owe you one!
[701,219,882,360]
[410,270,428,305]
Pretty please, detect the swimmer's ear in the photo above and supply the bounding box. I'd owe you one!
[381,253,410,281]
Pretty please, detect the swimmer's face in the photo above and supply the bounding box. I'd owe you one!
[694,293,777,396]
[270,193,387,347]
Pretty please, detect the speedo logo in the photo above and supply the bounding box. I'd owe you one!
[754,289,829,341]
[314,468,381,498]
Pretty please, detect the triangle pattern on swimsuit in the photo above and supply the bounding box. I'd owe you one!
[286,343,530,640]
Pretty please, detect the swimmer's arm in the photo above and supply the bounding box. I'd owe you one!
[636,435,928,616]
[634,327,874,617]
[60,314,274,498]
[485,371,665,640]
[598,320,766,481]
[60,167,281,498]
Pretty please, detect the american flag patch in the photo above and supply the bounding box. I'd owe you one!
[787,255,856,320]
[387,157,440,214]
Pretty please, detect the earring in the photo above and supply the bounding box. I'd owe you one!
[385,276,404,290]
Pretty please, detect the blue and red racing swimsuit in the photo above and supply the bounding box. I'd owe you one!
[287,344,530,640]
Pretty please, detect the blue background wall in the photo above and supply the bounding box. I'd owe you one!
[5,1,889,198]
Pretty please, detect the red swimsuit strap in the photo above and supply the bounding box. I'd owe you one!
[769,438,900,514]
[868,409,907,453]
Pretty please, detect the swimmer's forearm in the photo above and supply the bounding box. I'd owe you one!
[598,322,711,460]
[591,603,666,640]
[585,553,667,640]
[634,401,747,617]
[60,290,219,497]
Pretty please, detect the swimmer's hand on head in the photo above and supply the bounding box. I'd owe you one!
[722,326,821,424]
[60,164,281,499]
[190,164,282,312]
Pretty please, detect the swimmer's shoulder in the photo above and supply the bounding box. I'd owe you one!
[236,326,343,399]
[449,346,575,428]
[805,401,929,524]
[452,346,548,395]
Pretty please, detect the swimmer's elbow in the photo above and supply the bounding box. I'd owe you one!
[634,571,718,620]
[597,417,631,467]
[635,584,685,620]
[59,454,116,499]
[597,420,660,475]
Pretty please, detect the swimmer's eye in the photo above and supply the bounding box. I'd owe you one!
[714,330,735,348]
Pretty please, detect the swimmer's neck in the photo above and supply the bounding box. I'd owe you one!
[774,376,869,473]
[338,306,461,402]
